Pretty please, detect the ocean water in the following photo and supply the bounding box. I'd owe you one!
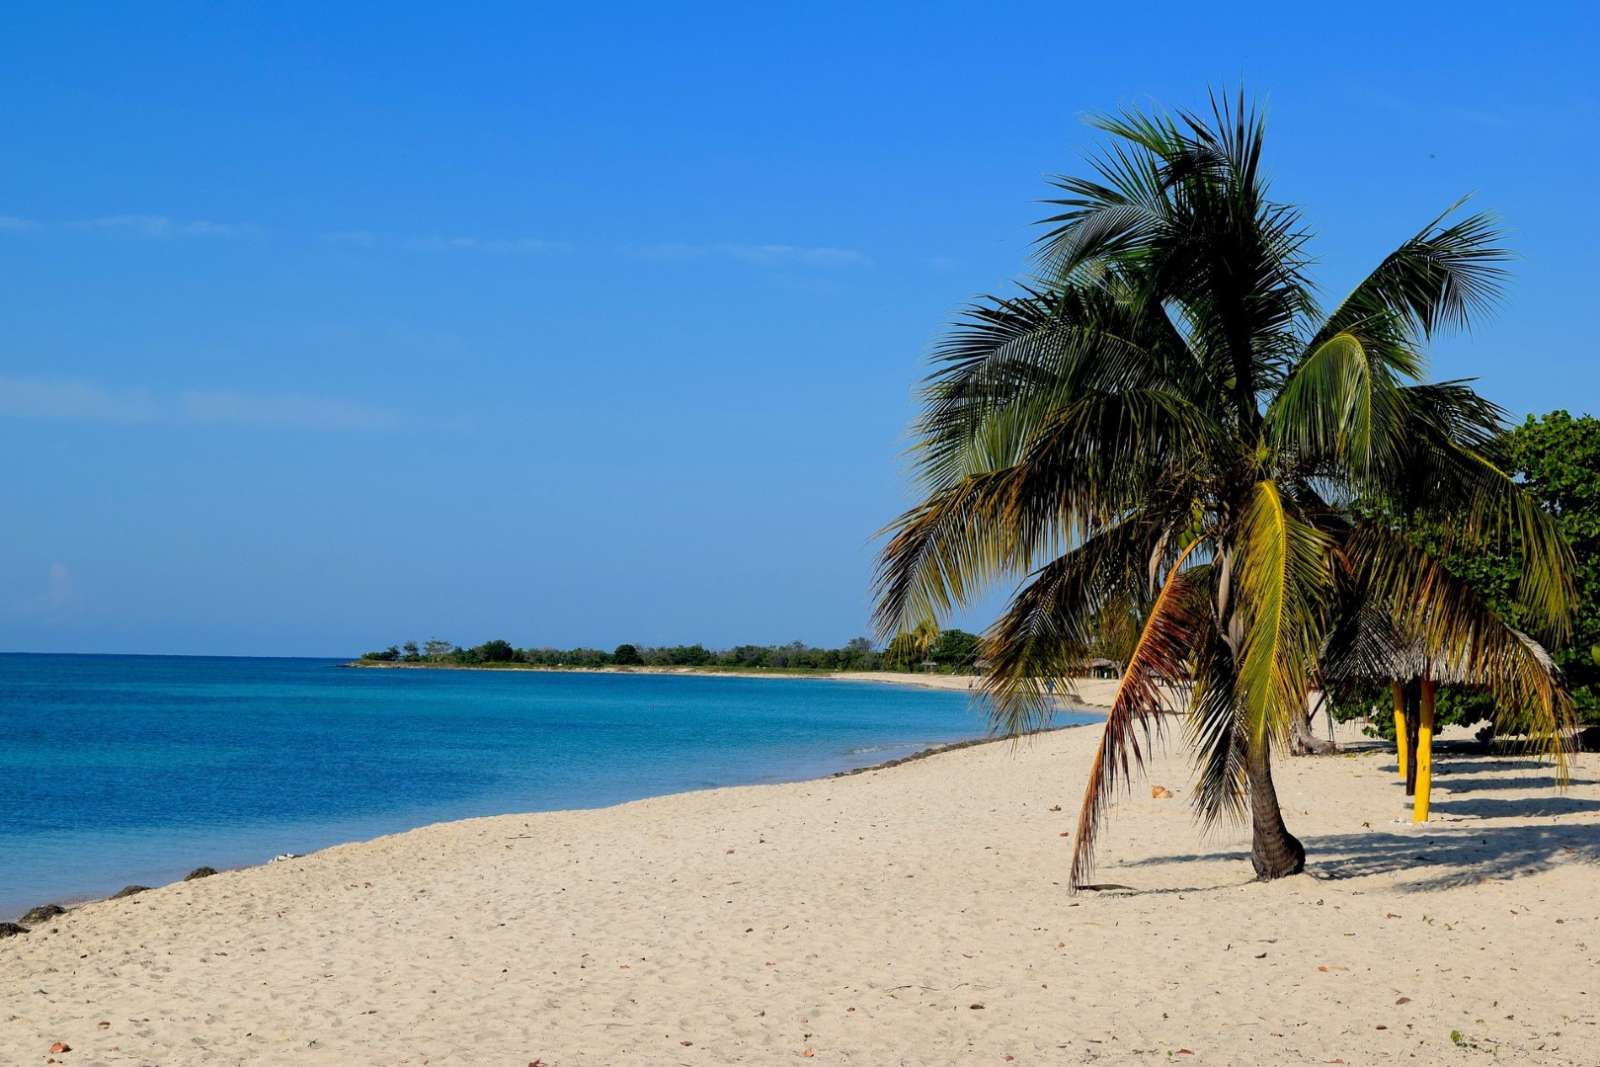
[0,654,1096,918]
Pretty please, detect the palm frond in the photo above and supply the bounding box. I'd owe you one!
[1266,330,1412,482]
[981,508,1203,733]
[1233,481,1335,751]
[874,468,1032,636]
[1035,92,1317,429]
[1317,200,1509,343]
[1347,524,1576,774]
[1035,122,1178,277]
[916,286,1186,488]
[1187,623,1247,828]
[1069,540,1209,889]
[1387,404,1575,641]
[877,387,1216,633]
[1402,380,1505,451]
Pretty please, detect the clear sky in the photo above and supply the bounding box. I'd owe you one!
[3,2,1596,657]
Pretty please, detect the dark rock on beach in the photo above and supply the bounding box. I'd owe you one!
[0,921,27,938]
[184,866,219,880]
[20,903,65,925]
[110,885,151,899]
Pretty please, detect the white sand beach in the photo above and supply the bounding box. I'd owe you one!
[829,671,1124,706]
[3,716,1595,1065]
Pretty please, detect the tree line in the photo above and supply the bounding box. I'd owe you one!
[358,630,985,673]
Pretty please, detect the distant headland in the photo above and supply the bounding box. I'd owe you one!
[346,633,986,675]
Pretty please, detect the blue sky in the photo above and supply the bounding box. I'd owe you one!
[3,2,1596,656]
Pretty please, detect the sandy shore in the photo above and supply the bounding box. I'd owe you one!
[343,663,1120,704]
[3,722,1595,1065]
[345,662,1124,709]
[833,671,1123,707]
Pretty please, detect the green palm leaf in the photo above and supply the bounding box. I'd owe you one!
[1232,481,1335,750]
[1318,199,1509,343]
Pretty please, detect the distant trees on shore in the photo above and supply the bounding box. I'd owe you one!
[357,632,986,673]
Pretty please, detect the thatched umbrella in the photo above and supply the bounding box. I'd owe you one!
[1322,608,1567,822]
[1377,646,1472,822]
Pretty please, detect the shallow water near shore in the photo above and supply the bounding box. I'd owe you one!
[0,653,1096,917]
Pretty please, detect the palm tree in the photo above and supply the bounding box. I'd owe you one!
[885,616,940,670]
[874,93,1576,885]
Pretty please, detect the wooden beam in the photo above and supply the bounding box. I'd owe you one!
[1392,682,1408,782]
[1412,675,1436,822]
[1404,683,1420,797]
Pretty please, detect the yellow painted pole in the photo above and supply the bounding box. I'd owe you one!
[1392,683,1408,782]
[1412,676,1436,822]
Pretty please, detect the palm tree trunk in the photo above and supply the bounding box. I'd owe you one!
[1246,741,1306,879]
[1289,702,1338,755]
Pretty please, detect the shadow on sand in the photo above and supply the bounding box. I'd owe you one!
[1303,823,1598,890]
[1112,751,1598,892]
[1115,824,1597,892]
[1435,774,1600,793]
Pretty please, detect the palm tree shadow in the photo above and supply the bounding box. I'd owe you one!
[1436,774,1600,793]
[1302,824,1599,889]
[1114,824,1598,892]
[1429,795,1600,818]
[1432,756,1566,773]
[1377,750,1581,776]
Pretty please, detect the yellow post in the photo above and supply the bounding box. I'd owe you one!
[1412,676,1436,822]
[1392,682,1408,781]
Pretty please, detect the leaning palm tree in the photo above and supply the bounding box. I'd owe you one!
[875,93,1576,885]
[885,616,940,670]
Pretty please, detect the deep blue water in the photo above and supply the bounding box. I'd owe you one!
[0,654,1096,918]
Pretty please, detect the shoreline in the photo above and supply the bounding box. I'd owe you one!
[344,659,1123,707]
[4,692,1107,925]
[6,726,1105,925]
[6,719,1593,1064]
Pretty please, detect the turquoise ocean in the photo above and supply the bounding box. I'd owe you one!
[0,653,1096,918]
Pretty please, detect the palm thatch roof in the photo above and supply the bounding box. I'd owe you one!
[1321,607,1560,689]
